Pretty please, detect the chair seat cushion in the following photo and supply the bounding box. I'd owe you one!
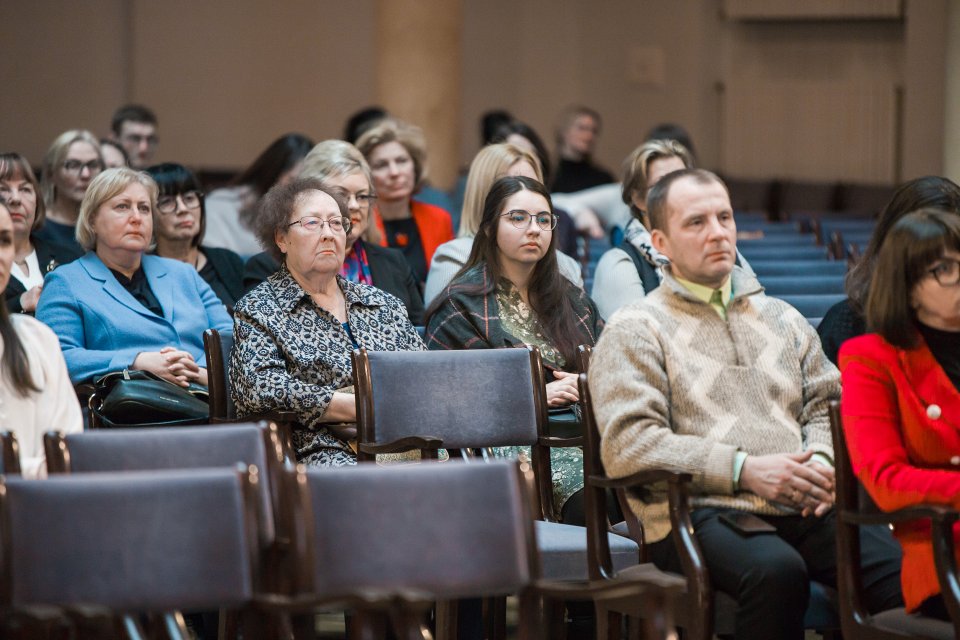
[872,608,955,639]
[534,520,639,581]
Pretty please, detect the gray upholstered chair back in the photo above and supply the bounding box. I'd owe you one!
[58,424,276,543]
[362,348,539,449]
[0,468,257,612]
[303,460,535,599]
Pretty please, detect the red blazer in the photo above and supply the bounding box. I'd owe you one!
[840,333,960,611]
[372,199,454,269]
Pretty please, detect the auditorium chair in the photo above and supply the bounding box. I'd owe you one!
[0,467,263,640]
[43,422,295,638]
[351,346,660,637]
[267,459,683,640]
[577,346,840,640]
[758,275,846,296]
[204,328,298,461]
[0,431,20,475]
[830,401,960,639]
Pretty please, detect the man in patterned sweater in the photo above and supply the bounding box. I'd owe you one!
[589,168,902,639]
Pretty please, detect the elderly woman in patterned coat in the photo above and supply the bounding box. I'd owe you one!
[230,178,424,466]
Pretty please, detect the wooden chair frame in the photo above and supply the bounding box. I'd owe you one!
[830,400,960,639]
[258,462,682,640]
[204,328,298,462]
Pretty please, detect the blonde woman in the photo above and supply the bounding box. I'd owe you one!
[424,143,583,304]
[36,168,231,385]
[37,129,104,251]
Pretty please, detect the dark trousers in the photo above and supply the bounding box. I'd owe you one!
[648,508,903,640]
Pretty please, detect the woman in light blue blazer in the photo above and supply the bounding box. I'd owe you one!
[36,168,232,385]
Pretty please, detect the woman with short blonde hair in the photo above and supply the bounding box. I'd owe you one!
[36,168,232,386]
[356,118,454,284]
[37,129,103,250]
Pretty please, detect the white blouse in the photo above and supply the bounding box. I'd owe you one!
[11,250,44,291]
[0,315,82,478]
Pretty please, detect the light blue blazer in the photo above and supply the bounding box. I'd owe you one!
[36,252,233,384]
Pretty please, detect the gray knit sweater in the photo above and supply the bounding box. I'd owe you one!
[588,265,840,542]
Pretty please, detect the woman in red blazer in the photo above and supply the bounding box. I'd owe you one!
[841,208,960,618]
[356,119,454,285]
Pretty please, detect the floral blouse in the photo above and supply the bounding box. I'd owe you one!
[231,264,424,466]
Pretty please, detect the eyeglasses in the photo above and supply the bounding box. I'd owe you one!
[330,187,378,209]
[61,159,104,176]
[287,216,351,234]
[927,258,960,286]
[156,191,202,215]
[501,209,557,231]
[120,133,159,147]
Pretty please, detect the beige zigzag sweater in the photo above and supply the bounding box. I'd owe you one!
[589,266,840,542]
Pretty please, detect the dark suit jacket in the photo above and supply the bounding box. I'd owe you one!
[840,333,960,611]
[200,246,245,310]
[242,242,425,325]
[4,237,84,314]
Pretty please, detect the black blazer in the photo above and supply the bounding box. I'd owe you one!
[242,242,425,325]
[5,237,84,314]
[201,246,245,310]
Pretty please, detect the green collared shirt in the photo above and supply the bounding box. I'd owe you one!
[675,275,733,319]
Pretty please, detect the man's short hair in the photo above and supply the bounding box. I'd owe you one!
[646,168,728,232]
[111,104,158,136]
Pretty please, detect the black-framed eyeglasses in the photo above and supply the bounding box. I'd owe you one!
[500,209,557,231]
[287,215,352,234]
[927,258,960,286]
[61,159,104,176]
[156,191,202,215]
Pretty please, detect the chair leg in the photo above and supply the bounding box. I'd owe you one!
[434,601,457,640]
[595,605,623,640]
[544,596,567,640]
[486,596,507,640]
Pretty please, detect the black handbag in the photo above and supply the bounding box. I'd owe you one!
[91,369,210,428]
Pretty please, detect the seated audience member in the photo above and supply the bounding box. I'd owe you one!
[0,201,82,478]
[425,176,602,521]
[819,176,960,364]
[203,133,315,257]
[590,140,689,319]
[146,163,244,311]
[356,119,455,284]
[231,179,423,467]
[1,153,82,314]
[37,129,104,252]
[424,144,583,304]
[449,109,514,227]
[589,169,903,639]
[551,123,700,234]
[242,141,424,324]
[36,168,232,386]
[110,104,159,169]
[841,209,960,621]
[645,122,697,160]
[551,105,614,193]
[100,138,129,169]
[491,119,589,250]
[343,105,388,145]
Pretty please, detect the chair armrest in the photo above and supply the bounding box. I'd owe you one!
[538,435,584,447]
[357,436,444,455]
[588,469,692,490]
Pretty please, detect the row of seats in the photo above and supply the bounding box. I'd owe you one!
[1,347,689,639]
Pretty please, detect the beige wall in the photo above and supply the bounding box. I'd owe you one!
[0,0,951,189]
